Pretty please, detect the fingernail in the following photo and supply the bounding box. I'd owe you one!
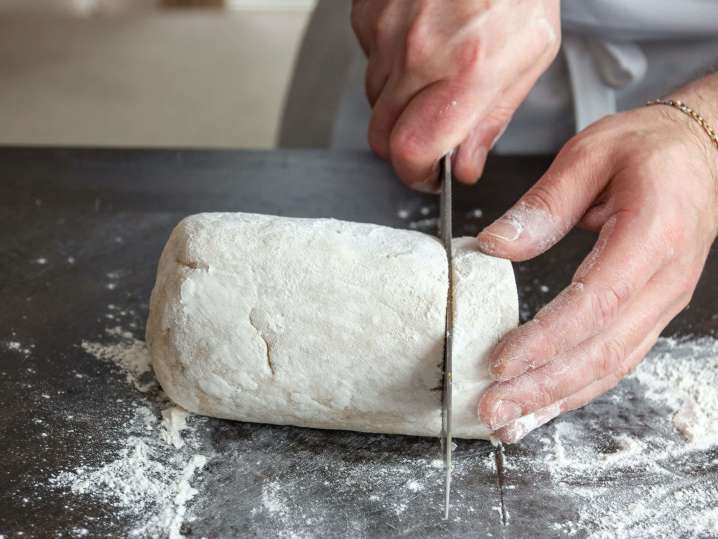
[500,403,561,444]
[411,162,441,193]
[489,400,522,430]
[483,218,521,242]
[411,179,440,194]
[501,420,530,444]
[479,201,561,254]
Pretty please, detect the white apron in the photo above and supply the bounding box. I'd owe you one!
[332,0,718,154]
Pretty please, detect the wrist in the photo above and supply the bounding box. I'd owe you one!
[659,92,718,191]
[666,76,718,162]
[645,91,718,228]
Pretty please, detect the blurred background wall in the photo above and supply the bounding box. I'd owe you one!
[0,0,316,148]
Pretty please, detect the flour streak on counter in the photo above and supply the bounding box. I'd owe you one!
[49,313,210,539]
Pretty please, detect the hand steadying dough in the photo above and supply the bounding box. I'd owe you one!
[146,213,518,439]
[353,3,718,442]
[477,78,718,443]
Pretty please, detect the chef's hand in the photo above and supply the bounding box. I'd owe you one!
[477,92,718,443]
[351,0,560,189]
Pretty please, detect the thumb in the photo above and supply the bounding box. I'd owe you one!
[477,138,615,262]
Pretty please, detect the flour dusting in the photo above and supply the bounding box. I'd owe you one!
[50,315,209,538]
[81,328,154,392]
[522,336,718,538]
[161,406,191,449]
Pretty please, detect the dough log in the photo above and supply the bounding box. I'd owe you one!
[146,213,518,439]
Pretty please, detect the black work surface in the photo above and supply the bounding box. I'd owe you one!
[1,147,717,538]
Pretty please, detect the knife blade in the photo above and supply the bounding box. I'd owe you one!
[439,153,454,520]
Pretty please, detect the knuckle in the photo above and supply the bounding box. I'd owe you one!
[596,338,627,378]
[373,6,396,50]
[368,124,389,160]
[535,382,560,410]
[582,281,631,328]
[452,38,482,74]
[524,373,559,410]
[351,1,373,45]
[484,104,514,133]
[403,25,431,75]
[560,134,594,162]
[522,183,560,217]
[364,61,385,103]
[390,129,424,167]
[677,266,701,302]
[657,214,687,255]
[529,316,560,361]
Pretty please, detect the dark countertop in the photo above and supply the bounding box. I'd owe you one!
[1,147,716,538]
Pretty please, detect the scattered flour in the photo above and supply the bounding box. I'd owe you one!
[406,479,423,492]
[633,337,718,449]
[408,217,439,232]
[260,481,314,539]
[81,328,154,392]
[34,303,718,538]
[3,340,34,356]
[51,318,209,538]
[51,405,208,539]
[525,336,718,538]
[161,407,191,449]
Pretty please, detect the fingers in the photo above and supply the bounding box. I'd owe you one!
[452,124,489,185]
[492,402,561,445]
[452,55,550,185]
[365,59,390,107]
[368,72,425,160]
[478,266,686,432]
[477,137,615,261]
[350,0,373,56]
[492,327,661,444]
[490,208,666,382]
[362,2,414,107]
[388,77,487,187]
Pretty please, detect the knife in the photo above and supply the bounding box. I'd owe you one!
[439,153,454,520]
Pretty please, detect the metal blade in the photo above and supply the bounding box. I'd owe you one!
[439,153,454,520]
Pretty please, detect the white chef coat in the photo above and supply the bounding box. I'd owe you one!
[332,0,718,154]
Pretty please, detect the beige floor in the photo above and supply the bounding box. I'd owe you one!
[0,9,311,148]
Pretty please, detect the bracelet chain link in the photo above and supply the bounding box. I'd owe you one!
[647,99,718,152]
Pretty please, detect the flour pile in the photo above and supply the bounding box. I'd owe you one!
[50,321,209,539]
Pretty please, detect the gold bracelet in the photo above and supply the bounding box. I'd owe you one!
[646,98,718,152]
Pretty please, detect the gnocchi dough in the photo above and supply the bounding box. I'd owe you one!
[146,213,518,438]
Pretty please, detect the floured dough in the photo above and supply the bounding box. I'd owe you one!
[146,213,518,438]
